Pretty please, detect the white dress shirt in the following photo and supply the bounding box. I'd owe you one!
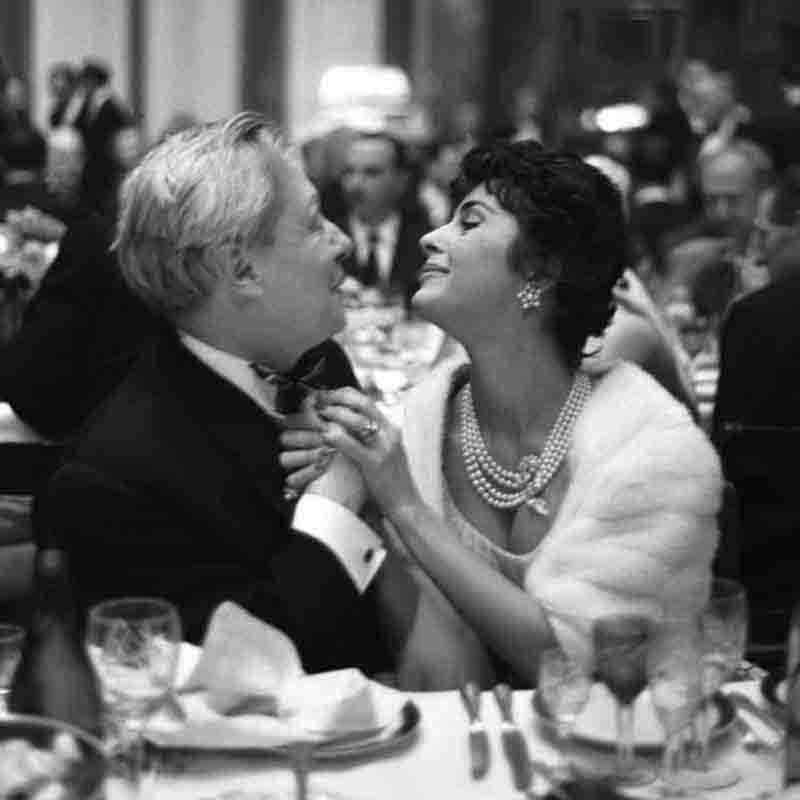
[349,213,401,285]
[179,332,385,593]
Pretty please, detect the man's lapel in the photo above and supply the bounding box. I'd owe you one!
[151,329,291,520]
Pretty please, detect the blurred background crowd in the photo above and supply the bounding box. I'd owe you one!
[2,1,800,645]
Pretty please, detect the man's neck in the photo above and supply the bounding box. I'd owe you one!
[177,313,302,373]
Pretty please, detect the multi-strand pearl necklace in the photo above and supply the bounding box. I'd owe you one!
[459,372,592,516]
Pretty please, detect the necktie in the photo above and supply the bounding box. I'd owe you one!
[250,354,327,414]
[361,229,380,287]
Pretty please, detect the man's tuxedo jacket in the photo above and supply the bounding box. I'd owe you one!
[35,328,388,674]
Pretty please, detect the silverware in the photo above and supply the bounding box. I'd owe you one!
[493,682,533,791]
[727,691,784,750]
[459,682,490,779]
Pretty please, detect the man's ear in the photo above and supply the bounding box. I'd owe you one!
[229,249,263,298]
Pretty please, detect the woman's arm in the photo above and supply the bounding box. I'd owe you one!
[382,499,555,684]
[313,388,556,685]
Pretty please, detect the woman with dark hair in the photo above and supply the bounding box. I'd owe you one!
[283,140,721,689]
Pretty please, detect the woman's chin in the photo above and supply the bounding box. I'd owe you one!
[411,279,445,317]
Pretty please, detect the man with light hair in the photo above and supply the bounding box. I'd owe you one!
[35,113,391,672]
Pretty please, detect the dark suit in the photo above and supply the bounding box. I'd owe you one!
[712,272,800,647]
[0,177,81,224]
[0,214,157,438]
[332,210,430,305]
[34,328,388,674]
[74,92,132,218]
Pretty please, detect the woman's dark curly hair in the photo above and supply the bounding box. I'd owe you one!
[453,139,628,367]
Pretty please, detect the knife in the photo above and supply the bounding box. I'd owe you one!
[493,682,533,791]
[459,682,490,779]
[727,691,785,748]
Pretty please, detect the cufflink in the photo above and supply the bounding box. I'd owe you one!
[363,547,375,564]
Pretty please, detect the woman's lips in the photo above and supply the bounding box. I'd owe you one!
[418,262,449,280]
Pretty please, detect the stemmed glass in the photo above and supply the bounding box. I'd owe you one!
[689,578,748,790]
[593,612,658,786]
[0,623,25,714]
[647,615,705,797]
[85,597,182,791]
[538,646,593,780]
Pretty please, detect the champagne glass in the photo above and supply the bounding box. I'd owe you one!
[0,623,25,713]
[538,646,592,779]
[593,612,658,786]
[647,615,705,797]
[86,597,181,791]
[688,578,748,790]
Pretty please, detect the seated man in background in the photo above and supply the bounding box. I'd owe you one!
[34,113,391,674]
[0,125,79,224]
[712,169,800,664]
[0,213,157,437]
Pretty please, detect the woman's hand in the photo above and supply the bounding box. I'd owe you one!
[314,388,421,515]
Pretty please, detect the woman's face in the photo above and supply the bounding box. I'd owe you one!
[414,183,521,335]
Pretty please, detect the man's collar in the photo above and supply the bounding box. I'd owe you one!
[349,212,401,241]
[178,331,283,418]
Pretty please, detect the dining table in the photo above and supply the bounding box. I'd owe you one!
[103,678,785,800]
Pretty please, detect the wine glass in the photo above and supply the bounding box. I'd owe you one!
[538,646,592,779]
[85,597,182,791]
[0,623,25,714]
[688,578,748,790]
[593,612,658,786]
[647,615,705,797]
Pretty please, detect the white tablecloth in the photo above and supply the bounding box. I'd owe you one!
[107,682,785,800]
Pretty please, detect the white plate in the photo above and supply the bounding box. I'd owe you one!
[149,643,419,759]
[533,682,735,750]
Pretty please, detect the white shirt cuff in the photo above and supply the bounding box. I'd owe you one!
[292,494,386,594]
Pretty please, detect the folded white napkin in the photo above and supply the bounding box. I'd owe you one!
[147,602,403,750]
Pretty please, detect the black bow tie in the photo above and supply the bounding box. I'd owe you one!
[250,354,327,414]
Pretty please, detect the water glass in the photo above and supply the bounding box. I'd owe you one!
[0,623,25,713]
[86,597,181,788]
[593,612,658,786]
[690,578,747,789]
[538,646,592,778]
[647,616,705,797]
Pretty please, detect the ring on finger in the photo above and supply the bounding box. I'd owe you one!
[357,418,380,444]
[283,486,301,503]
